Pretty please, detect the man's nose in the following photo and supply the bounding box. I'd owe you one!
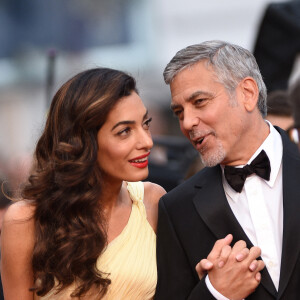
[181,109,200,131]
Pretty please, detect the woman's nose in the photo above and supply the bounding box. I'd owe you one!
[137,129,153,150]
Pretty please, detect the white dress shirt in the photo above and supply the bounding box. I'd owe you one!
[206,122,283,299]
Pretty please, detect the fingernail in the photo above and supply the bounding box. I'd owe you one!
[236,254,243,261]
[250,263,256,271]
[218,261,224,268]
[206,261,213,268]
[256,272,261,281]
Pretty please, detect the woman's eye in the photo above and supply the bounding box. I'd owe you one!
[118,127,131,136]
[143,117,152,129]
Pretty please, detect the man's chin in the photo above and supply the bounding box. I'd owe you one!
[200,151,226,167]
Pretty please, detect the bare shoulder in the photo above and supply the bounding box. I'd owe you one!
[143,182,166,232]
[3,200,35,224]
[1,200,36,259]
[143,181,166,206]
[2,200,35,244]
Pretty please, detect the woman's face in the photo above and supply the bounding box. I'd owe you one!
[97,92,153,184]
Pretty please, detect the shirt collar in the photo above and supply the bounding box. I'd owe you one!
[221,121,283,202]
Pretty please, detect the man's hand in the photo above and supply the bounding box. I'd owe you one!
[195,234,233,279]
[209,241,264,299]
[195,235,264,280]
[195,235,265,300]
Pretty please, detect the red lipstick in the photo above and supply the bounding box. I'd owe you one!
[129,152,150,168]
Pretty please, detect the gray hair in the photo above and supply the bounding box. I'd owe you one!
[163,40,267,117]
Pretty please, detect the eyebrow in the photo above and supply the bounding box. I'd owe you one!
[170,90,213,111]
[111,110,149,131]
[187,90,213,101]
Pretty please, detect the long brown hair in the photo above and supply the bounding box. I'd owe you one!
[22,68,138,297]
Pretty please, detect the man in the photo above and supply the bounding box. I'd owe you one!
[288,76,300,152]
[265,90,294,131]
[155,41,300,299]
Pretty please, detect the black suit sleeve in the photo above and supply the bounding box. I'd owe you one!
[154,198,216,300]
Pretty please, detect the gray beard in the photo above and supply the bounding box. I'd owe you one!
[199,140,226,167]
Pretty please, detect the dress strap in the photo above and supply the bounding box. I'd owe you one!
[126,181,144,203]
[126,181,147,219]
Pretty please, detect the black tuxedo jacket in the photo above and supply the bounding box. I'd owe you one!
[155,128,300,299]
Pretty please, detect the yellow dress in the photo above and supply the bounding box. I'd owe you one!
[36,181,157,300]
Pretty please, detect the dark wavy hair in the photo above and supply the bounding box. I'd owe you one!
[22,68,138,297]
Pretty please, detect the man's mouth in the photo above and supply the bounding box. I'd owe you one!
[189,130,213,150]
[195,137,205,145]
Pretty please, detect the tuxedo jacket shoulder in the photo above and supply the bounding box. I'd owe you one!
[155,127,300,300]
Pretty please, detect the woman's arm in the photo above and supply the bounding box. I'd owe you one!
[1,201,36,300]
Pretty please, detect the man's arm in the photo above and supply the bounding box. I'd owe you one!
[155,198,265,300]
[155,198,215,300]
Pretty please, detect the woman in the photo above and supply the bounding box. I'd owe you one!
[1,68,166,299]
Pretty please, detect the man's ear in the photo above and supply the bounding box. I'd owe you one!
[238,77,259,112]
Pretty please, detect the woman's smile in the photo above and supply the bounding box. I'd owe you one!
[129,152,150,168]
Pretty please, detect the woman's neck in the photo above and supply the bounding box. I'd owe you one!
[100,180,130,216]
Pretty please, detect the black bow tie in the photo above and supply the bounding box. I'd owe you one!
[224,150,271,193]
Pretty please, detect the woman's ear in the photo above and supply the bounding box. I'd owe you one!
[238,77,259,112]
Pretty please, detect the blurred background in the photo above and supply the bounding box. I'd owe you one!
[0,0,300,194]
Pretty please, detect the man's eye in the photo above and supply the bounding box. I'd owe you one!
[195,99,204,104]
[173,110,182,118]
[194,98,208,106]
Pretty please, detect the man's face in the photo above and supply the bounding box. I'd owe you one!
[170,61,253,167]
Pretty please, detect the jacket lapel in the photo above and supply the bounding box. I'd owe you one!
[277,128,300,298]
[192,166,251,242]
[192,165,277,296]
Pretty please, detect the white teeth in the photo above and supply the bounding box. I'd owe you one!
[131,157,147,163]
